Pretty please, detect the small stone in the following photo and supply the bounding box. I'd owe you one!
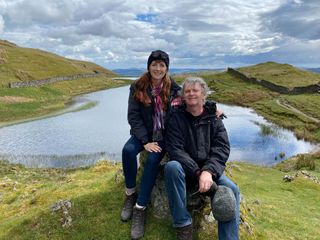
[252,199,260,205]
[204,212,215,223]
[283,175,294,182]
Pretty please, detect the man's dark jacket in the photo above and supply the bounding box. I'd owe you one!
[165,101,230,180]
[127,78,181,145]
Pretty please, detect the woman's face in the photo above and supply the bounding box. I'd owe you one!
[149,60,167,82]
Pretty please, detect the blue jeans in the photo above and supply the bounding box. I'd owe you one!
[122,135,164,207]
[164,161,240,240]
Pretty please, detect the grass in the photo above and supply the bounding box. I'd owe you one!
[0,77,129,123]
[0,40,116,86]
[237,62,320,88]
[275,152,320,172]
[0,160,175,240]
[0,39,129,124]
[284,94,320,120]
[0,159,319,240]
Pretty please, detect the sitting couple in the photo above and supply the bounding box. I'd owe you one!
[120,50,240,240]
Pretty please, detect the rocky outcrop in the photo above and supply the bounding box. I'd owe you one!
[0,48,8,63]
[51,199,73,228]
[283,170,320,184]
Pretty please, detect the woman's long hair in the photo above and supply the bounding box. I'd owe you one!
[134,72,172,111]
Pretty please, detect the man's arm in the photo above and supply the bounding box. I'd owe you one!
[201,118,230,179]
[165,113,200,178]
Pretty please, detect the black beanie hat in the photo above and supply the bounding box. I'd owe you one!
[147,50,169,70]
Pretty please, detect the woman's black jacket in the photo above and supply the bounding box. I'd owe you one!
[127,78,181,145]
[165,101,230,180]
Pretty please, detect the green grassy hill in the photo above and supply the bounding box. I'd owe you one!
[237,62,320,88]
[0,40,128,124]
[0,40,116,87]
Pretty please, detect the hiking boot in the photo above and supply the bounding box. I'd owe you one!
[120,192,137,222]
[131,206,146,240]
[176,224,193,240]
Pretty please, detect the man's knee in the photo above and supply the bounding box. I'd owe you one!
[164,161,185,179]
[218,176,240,200]
[226,181,240,199]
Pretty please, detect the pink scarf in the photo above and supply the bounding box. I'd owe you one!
[151,81,164,141]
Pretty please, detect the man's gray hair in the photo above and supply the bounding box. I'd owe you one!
[181,76,210,98]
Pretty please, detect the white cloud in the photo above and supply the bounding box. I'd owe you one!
[0,0,319,68]
[261,0,320,40]
[4,0,75,26]
[0,15,4,34]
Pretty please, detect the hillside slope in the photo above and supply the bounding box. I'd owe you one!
[0,40,126,124]
[237,62,320,88]
[0,40,116,87]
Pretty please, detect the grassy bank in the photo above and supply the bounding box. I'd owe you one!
[0,159,319,240]
[0,77,129,124]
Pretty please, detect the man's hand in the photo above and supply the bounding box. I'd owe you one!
[143,142,162,153]
[199,171,214,193]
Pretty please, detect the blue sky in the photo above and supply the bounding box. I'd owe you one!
[0,0,319,69]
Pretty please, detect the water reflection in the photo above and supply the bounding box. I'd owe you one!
[0,85,317,168]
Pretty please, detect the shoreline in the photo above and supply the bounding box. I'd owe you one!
[0,79,132,129]
[0,97,96,129]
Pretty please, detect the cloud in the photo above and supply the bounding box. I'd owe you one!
[4,0,74,26]
[0,15,4,34]
[261,0,320,40]
[0,0,319,68]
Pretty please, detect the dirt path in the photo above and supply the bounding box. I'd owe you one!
[276,99,320,123]
[0,96,33,103]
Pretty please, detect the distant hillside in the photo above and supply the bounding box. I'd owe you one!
[112,68,224,77]
[0,40,117,87]
[306,68,320,73]
[237,62,320,88]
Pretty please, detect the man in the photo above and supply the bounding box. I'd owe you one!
[164,77,240,240]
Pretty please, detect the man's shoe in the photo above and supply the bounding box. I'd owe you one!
[120,192,137,222]
[176,224,193,240]
[131,206,146,240]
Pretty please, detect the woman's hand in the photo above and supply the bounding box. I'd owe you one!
[143,142,162,153]
[216,108,227,119]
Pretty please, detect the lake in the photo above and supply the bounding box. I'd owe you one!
[0,85,317,168]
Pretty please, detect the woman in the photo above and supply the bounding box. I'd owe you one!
[121,50,181,240]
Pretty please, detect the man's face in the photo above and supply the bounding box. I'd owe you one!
[183,82,205,108]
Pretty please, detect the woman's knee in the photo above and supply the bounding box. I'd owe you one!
[122,142,139,157]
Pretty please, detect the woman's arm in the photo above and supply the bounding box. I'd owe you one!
[127,84,149,144]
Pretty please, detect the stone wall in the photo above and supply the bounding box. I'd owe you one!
[227,68,320,94]
[9,73,102,88]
